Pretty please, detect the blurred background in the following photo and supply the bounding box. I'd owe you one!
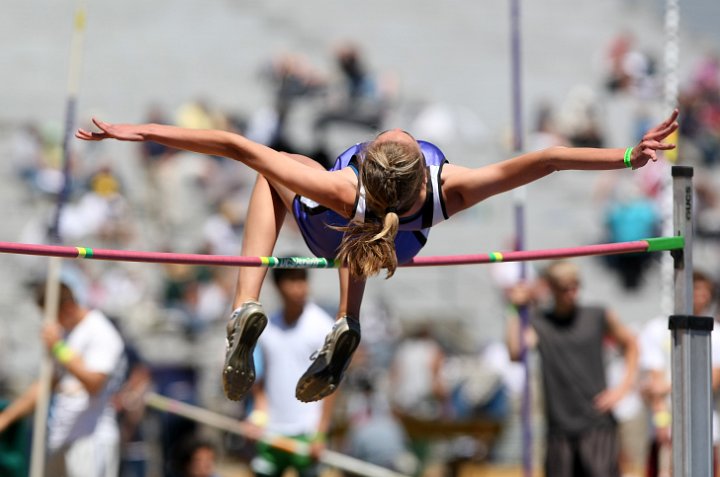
[1,0,719,476]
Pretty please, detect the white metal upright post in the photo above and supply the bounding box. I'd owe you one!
[670,165,713,477]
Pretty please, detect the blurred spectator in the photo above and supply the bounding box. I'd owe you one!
[389,322,449,420]
[604,31,659,98]
[444,345,509,423]
[58,166,135,246]
[11,122,67,197]
[679,53,720,167]
[557,86,606,148]
[112,319,154,477]
[149,364,200,477]
[201,197,246,256]
[87,264,147,320]
[172,98,235,216]
[335,43,376,101]
[250,53,326,153]
[605,32,635,93]
[11,123,44,191]
[408,101,490,147]
[600,178,660,290]
[162,263,212,309]
[176,98,228,131]
[184,266,235,337]
[693,53,720,93]
[168,436,220,477]
[696,174,720,239]
[342,344,418,476]
[638,270,720,477]
[505,260,638,477]
[139,104,180,227]
[527,102,569,150]
[160,261,231,338]
[312,42,396,165]
[192,267,236,329]
[0,279,126,477]
[0,398,29,477]
[248,267,336,477]
[148,147,215,245]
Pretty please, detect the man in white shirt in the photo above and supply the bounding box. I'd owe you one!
[247,267,336,477]
[0,280,126,477]
[639,270,720,476]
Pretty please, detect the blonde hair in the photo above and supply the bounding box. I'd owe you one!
[335,140,425,279]
[544,260,580,288]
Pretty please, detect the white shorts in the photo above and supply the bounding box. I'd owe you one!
[46,431,120,477]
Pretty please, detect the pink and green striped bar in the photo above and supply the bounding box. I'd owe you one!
[0,237,683,268]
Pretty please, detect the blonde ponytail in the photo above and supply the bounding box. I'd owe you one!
[335,140,424,279]
[336,211,400,279]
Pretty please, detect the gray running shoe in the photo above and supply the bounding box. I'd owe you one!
[223,301,267,401]
[295,315,361,402]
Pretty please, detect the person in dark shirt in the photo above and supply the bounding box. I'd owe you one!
[505,260,638,477]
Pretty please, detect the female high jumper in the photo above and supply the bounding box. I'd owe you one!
[76,108,679,402]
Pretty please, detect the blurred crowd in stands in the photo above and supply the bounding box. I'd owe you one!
[0,33,720,477]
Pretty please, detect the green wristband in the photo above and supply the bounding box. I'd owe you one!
[624,147,633,169]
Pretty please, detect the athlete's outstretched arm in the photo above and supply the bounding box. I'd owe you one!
[442,109,679,216]
[76,118,357,214]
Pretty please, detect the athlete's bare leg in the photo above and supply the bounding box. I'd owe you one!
[224,153,325,401]
[233,153,325,307]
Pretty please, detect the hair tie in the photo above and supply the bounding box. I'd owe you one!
[385,206,397,215]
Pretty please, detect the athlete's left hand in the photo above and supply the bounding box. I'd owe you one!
[627,108,679,169]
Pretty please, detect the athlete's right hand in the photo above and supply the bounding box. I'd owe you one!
[75,117,144,142]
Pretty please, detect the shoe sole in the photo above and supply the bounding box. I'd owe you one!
[222,307,267,401]
[295,327,360,402]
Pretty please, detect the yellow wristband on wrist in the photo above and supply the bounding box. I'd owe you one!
[248,409,268,427]
[52,341,75,365]
[653,410,672,428]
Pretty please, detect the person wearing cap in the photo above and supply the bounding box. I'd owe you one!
[0,281,126,477]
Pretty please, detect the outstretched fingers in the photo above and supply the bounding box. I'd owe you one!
[75,128,107,141]
[654,108,679,131]
[627,111,679,169]
[75,117,111,141]
[660,108,679,128]
[644,140,677,151]
[646,122,679,142]
[646,109,680,140]
[92,117,111,132]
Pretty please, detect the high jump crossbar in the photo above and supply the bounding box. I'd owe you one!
[0,236,683,269]
[144,392,409,477]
